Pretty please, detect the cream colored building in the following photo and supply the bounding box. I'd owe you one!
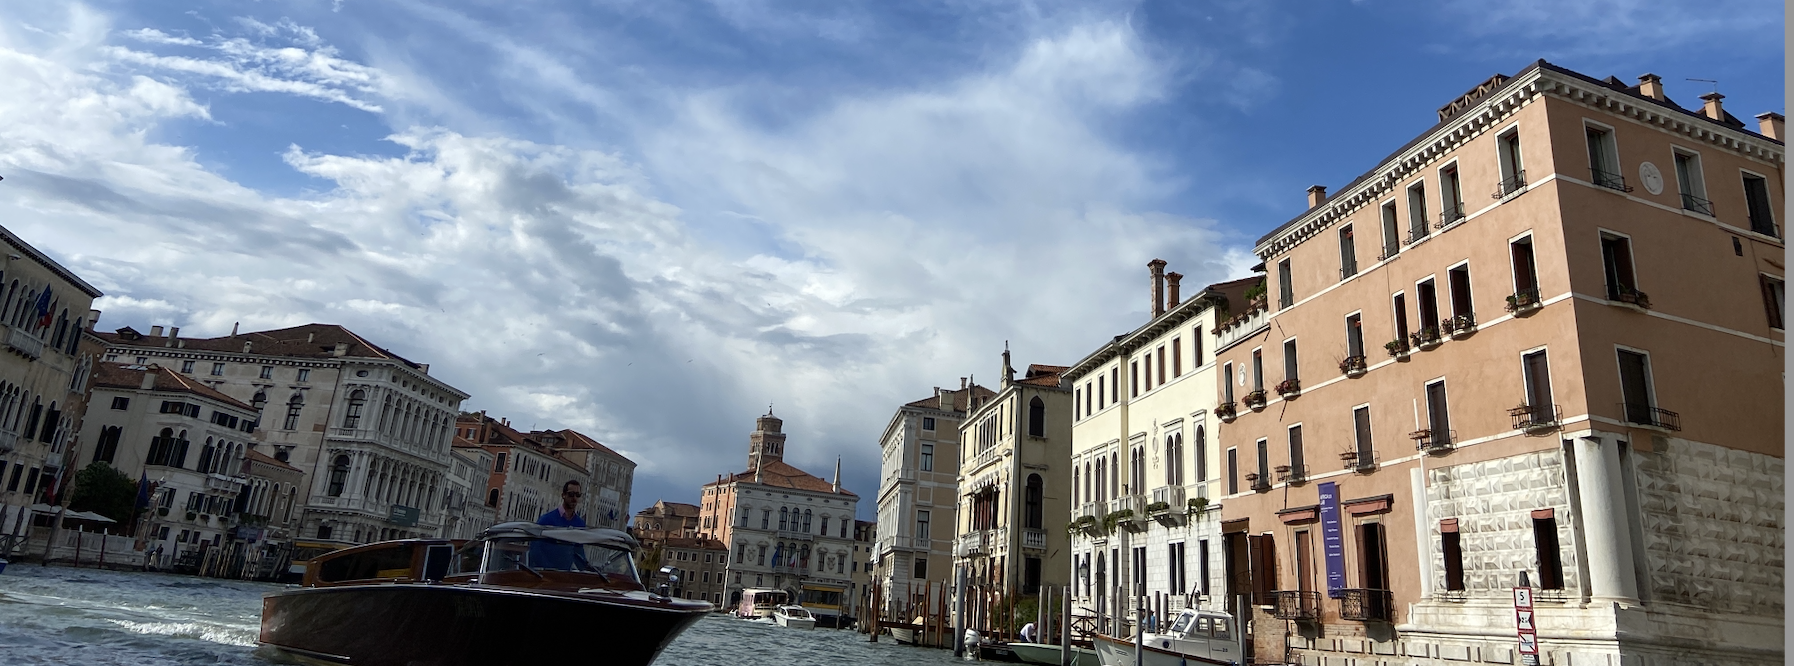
[872,381,989,612]
[951,353,1071,635]
[239,448,304,578]
[0,224,103,539]
[1064,265,1252,633]
[1215,61,1782,666]
[441,443,497,539]
[454,412,632,530]
[97,323,469,544]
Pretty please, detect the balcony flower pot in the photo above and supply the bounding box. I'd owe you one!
[1216,402,1238,423]
[1340,355,1368,378]
[185,512,197,521]
[1385,339,1410,359]
[1185,496,1210,516]
[157,507,169,517]
[1243,390,1268,411]
[1411,328,1443,351]
[1443,314,1477,338]
[1102,510,1141,535]
[1146,501,1172,515]
[1275,379,1301,398]
[1505,291,1542,315]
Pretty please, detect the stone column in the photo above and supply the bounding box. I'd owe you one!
[1410,467,1433,599]
[1573,435,1639,604]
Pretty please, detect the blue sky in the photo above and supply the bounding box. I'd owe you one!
[0,1,1782,518]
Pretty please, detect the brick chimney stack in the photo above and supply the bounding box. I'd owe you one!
[1307,185,1328,209]
[1166,272,1183,308]
[1637,73,1665,101]
[1149,259,1167,318]
[1757,112,1784,141]
[1700,92,1726,122]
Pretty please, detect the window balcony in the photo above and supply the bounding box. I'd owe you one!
[1411,429,1455,454]
[1492,169,1527,199]
[1442,313,1477,339]
[0,429,16,454]
[1377,246,1399,262]
[1338,588,1395,622]
[1021,528,1047,551]
[1607,284,1652,311]
[1680,193,1714,216]
[1409,327,1443,351]
[1340,449,1377,473]
[777,529,815,542]
[1245,473,1271,493]
[6,327,43,360]
[1216,401,1238,423]
[1242,390,1268,411]
[1509,403,1560,434]
[1435,202,1465,229]
[1505,288,1543,315]
[1270,590,1321,621]
[1406,225,1430,245]
[1339,355,1368,378]
[1150,485,1185,509]
[955,533,986,557]
[1590,168,1633,192]
[1275,379,1301,399]
[1275,464,1306,485]
[1621,403,1681,432]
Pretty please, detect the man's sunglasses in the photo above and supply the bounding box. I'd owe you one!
[564,492,582,497]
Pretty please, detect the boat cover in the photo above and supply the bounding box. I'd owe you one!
[477,522,639,551]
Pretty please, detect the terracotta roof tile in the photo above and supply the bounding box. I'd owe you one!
[244,448,303,473]
[94,323,428,371]
[706,459,858,498]
[91,362,257,412]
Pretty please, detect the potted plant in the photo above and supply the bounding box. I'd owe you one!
[1411,327,1443,350]
[1340,355,1368,377]
[1385,339,1410,358]
[1185,496,1210,515]
[1443,314,1476,338]
[185,511,197,521]
[1243,390,1268,410]
[157,507,169,517]
[1275,379,1301,398]
[1216,402,1238,422]
[1506,290,1541,314]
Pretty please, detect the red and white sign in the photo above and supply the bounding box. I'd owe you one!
[1513,587,1538,656]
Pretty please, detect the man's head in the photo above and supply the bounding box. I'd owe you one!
[561,480,582,513]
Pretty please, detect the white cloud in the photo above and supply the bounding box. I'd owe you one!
[109,16,392,112]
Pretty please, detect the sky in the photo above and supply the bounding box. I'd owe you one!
[0,1,1782,520]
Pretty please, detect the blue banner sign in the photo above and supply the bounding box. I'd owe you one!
[1319,481,1346,598]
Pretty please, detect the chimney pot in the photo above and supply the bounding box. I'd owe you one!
[960,377,967,390]
[1636,73,1665,101]
[140,369,157,390]
[332,342,348,357]
[1166,272,1183,308]
[169,326,179,339]
[1148,259,1168,318]
[151,325,164,337]
[1700,92,1726,121]
[87,310,101,330]
[1306,185,1328,209]
[230,322,239,337]
[307,332,315,343]
[1756,112,1784,141]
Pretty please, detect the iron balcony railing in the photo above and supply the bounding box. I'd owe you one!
[1590,167,1632,192]
[1276,464,1306,485]
[1492,169,1527,198]
[1621,403,1681,431]
[1412,428,1455,453]
[1339,588,1395,622]
[1406,224,1430,245]
[1506,288,1542,313]
[1750,213,1779,238]
[1409,327,1443,349]
[1509,404,1559,432]
[1339,355,1368,376]
[1242,390,1268,409]
[1270,590,1321,621]
[1246,473,1271,492]
[1442,313,1476,336]
[1436,202,1465,229]
[1340,262,1359,280]
[1680,193,1714,216]
[1378,245,1399,262]
[1343,449,1377,473]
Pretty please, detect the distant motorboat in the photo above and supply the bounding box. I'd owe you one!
[735,588,789,619]
[772,605,816,629]
[1093,608,1240,666]
[259,522,710,666]
[1009,642,1099,665]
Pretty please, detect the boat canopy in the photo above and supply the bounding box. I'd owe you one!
[477,522,639,551]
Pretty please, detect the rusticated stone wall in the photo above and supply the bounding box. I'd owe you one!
[1633,437,1783,616]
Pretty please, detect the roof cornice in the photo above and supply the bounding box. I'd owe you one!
[1065,290,1220,380]
[1254,64,1786,259]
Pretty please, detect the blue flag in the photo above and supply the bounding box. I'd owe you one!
[135,470,150,510]
[32,287,52,328]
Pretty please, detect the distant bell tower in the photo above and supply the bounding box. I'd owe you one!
[748,408,787,470]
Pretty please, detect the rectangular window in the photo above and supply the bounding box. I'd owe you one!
[1448,264,1473,320]
[1511,235,1539,304]
[1380,201,1400,259]
[1743,172,1778,237]
[110,396,129,410]
[1617,349,1655,424]
[1074,388,1081,420]
[1133,546,1148,596]
[1130,362,1139,398]
[1282,339,1298,383]
[1673,150,1710,214]
[1586,124,1622,189]
[920,443,934,472]
[1226,448,1238,495]
[1417,279,1440,335]
[1406,182,1429,243]
[494,452,507,473]
[1523,350,1554,422]
[1277,259,1294,309]
[1763,275,1785,330]
[1142,351,1153,389]
[1440,164,1464,226]
[1442,525,1465,591]
[1426,380,1451,445]
[1295,529,1314,592]
[1393,293,1410,342]
[1357,522,1389,592]
[1352,406,1373,464]
[1192,332,1203,368]
[1110,367,1119,402]
[211,363,225,376]
[916,510,930,539]
[177,360,195,374]
[1198,539,1211,595]
[1172,338,1182,378]
[1287,425,1304,480]
[922,417,935,431]
[1157,345,1167,384]
[1534,516,1564,589]
[1346,314,1364,359]
[1168,542,1186,594]
[1339,224,1358,278]
[1497,128,1525,196]
[1255,439,1269,487]
[1222,362,1234,403]
[1600,233,1639,301]
[1195,426,1208,481]
[1084,382,1093,415]
[260,366,274,379]
[1098,375,1105,408]
[297,369,310,382]
[1251,349,1263,391]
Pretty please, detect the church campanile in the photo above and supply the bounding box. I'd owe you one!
[747,409,786,470]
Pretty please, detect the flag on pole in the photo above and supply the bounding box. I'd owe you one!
[32,287,53,329]
[135,470,151,510]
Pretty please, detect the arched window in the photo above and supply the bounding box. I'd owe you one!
[328,455,351,496]
[802,509,812,533]
[1028,396,1046,437]
[1195,425,1208,481]
[800,544,811,568]
[1025,474,1044,529]
[38,401,59,443]
[147,428,173,466]
[779,507,789,531]
[93,426,121,465]
[343,390,367,429]
[198,438,215,474]
[170,430,190,468]
[283,393,304,431]
[1165,433,1182,486]
[820,515,829,536]
[486,488,499,507]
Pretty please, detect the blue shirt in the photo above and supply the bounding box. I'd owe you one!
[537,508,586,528]
[531,508,587,570]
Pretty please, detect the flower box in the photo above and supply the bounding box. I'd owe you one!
[1243,390,1268,410]
[1275,379,1301,398]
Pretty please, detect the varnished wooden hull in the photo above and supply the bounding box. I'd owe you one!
[261,583,709,666]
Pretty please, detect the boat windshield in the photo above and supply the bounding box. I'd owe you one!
[1205,616,1232,641]
[1168,611,1196,636]
[784,608,811,618]
[457,538,638,581]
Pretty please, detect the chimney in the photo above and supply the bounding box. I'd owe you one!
[1756,112,1784,141]
[87,310,101,330]
[960,377,967,390]
[140,369,157,390]
[1148,259,1168,318]
[1166,272,1183,308]
[164,326,179,347]
[151,325,164,337]
[243,341,253,353]
[1637,73,1665,101]
[307,332,315,343]
[332,342,348,357]
[420,363,430,375]
[1001,344,1014,388]
[1306,185,1328,209]
[1699,92,1726,122]
[230,322,239,337]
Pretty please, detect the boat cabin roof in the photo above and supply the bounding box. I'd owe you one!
[478,521,638,551]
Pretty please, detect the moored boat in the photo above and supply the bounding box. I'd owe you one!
[772,604,816,629]
[259,522,710,666]
[1009,642,1100,665]
[735,588,789,619]
[1092,608,1240,666]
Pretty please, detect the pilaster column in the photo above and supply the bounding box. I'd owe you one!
[1572,435,1638,604]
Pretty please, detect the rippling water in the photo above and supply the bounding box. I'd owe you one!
[0,564,967,665]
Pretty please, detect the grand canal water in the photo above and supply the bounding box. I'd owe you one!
[0,564,969,665]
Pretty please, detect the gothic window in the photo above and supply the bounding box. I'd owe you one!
[1028,397,1046,437]
[779,507,789,530]
[1025,474,1044,529]
[803,509,812,533]
[328,455,351,497]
